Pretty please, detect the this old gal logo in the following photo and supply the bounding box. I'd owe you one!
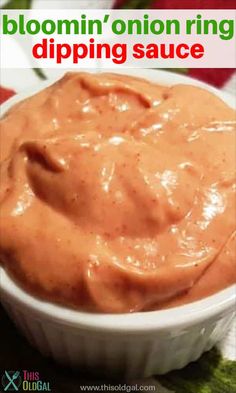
[1,371,51,391]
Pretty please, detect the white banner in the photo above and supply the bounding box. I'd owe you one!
[0,9,235,68]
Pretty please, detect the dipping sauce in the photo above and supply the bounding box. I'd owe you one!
[0,72,235,313]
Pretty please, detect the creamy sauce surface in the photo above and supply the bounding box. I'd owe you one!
[0,72,235,313]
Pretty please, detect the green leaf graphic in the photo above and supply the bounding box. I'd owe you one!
[2,0,32,9]
[121,0,153,9]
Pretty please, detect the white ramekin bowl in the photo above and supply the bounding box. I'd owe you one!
[0,69,236,379]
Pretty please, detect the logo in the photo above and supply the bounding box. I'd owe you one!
[1,371,22,391]
[1,370,51,392]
